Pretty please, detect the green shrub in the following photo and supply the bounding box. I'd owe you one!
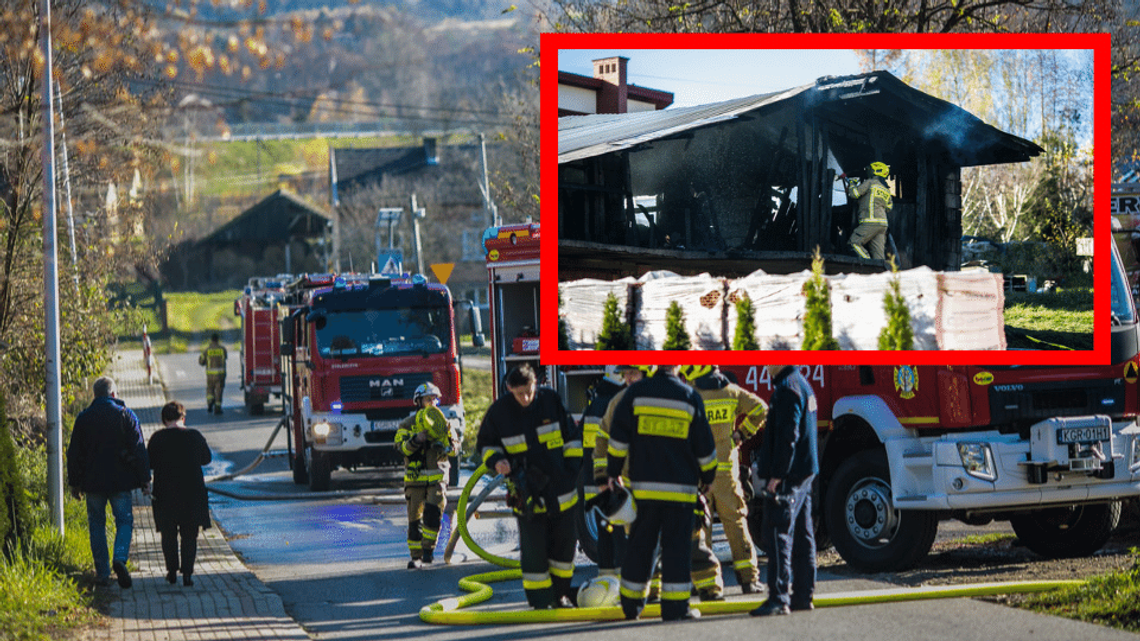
[0,393,30,557]
[0,546,94,640]
[663,301,691,350]
[802,249,839,350]
[596,292,633,350]
[878,271,915,350]
[733,296,760,350]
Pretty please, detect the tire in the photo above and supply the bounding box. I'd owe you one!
[574,464,600,563]
[1009,501,1121,559]
[825,448,937,573]
[292,450,309,485]
[308,448,332,491]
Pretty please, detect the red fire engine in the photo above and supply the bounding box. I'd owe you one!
[233,276,288,415]
[484,222,1140,572]
[280,272,464,491]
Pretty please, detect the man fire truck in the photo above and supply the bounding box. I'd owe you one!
[234,276,289,415]
[485,222,1140,572]
[281,272,464,491]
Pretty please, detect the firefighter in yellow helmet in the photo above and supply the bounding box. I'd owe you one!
[394,382,457,568]
[680,364,768,597]
[198,333,228,415]
[846,161,893,261]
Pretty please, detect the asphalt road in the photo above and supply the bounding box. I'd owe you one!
[158,350,1140,641]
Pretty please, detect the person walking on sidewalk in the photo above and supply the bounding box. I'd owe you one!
[199,333,228,415]
[395,383,457,569]
[66,376,150,588]
[148,401,213,587]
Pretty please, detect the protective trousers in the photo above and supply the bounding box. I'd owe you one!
[690,504,723,598]
[518,509,577,609]
[850,223,887,260]
[206,374,225,409]
[620,500,694,621]
[405,482,446,561]
[708,469,759,585]
[762,476,816,608]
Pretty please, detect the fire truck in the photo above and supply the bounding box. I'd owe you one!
[233,276,288,415]
[280,272,464,491]
[484,222,1140,572]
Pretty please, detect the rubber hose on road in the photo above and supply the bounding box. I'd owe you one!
[206,417,287,483]
[456,464,520,569]
[419,575,1084,625]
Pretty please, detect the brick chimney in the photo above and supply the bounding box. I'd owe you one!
[592,56,629,114]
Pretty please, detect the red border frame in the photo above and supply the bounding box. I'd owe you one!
[541,32,1110,366]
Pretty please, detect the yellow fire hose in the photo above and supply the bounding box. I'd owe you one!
[426,464,1083,625]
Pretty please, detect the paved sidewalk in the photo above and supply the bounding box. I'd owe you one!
[89,350,310,641]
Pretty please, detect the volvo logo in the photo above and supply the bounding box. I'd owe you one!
[992,384,1024,392]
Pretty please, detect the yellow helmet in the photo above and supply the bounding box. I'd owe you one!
[679,364,713,381]
[868,161,890,178]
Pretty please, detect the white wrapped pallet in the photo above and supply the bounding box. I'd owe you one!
[936,271,1007,350]
[635,273,726,350]
[560,277,636,350]
[727,270,811,350]
[830,268,940,350]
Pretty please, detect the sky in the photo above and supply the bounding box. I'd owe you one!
[557,49,864,108]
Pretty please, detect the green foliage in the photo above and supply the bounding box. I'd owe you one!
[733,296,760,350]
[878,270,915,350]
[596,292,634,350]
[0,393,30,557]
[459,368,492,464]
[0,546,94,640]
[802,249,839,350]
[663,301,691,350]
[1020,549,1140,632]
[1003,286,1093,350]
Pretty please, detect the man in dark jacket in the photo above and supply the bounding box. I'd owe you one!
[751,365,819,616]
[66,376,150,588]
[606,365,717,622]
[476,364,582,609]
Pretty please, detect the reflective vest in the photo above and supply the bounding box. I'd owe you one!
[395,406,453,486]
[201,344,227,375]
[849,176,892,225]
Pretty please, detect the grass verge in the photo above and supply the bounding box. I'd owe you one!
[1003,286,1094,350]
[1018,550,1140,632]
[459,367,492,463]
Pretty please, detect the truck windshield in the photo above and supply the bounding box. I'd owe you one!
[315,307,450,357]
[1112,246,1137,326]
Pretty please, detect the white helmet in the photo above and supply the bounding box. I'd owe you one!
[591,484,636,527]
[413,382,442,405]
[577,575,621,608]
[602,365,623,386]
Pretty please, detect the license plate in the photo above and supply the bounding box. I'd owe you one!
[1057,425,1110,444]
[371,419,401,433]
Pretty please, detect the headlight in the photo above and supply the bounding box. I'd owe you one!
[311,421,342,445]
[957,442,997,481]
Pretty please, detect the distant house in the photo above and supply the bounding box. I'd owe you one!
[328,138,492,324]
[161,189,331,290]
[558,56,674,116]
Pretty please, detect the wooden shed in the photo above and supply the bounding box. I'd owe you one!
[558,71,1043,280]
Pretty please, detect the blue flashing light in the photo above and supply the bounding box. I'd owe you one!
[331,401,343,413]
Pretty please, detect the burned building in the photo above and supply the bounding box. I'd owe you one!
[558,71,1043,280]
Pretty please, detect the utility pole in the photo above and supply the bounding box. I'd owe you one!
[411,193,425,276]
[40,0,65,535]
[479,133,499,227]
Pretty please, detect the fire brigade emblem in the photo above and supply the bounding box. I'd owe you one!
[893,366,918,400]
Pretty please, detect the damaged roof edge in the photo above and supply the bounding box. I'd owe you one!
[557,70,1043,166]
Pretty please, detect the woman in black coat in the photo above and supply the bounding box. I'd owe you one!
[148,401,212,586]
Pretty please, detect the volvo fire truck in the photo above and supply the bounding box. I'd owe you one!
[485,222,1140,572]
[281,273,464,491]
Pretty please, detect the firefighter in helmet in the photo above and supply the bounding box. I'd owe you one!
[395,382,457,569]
[680,364,768,597]
[846,161,893,261]
[198,333,228,415]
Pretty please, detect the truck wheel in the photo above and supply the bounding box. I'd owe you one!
[573,465,600,563]
[1009,501,1121,559]
[292,450,309,485]
[825,448,937,573]
[308,448,332,491]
